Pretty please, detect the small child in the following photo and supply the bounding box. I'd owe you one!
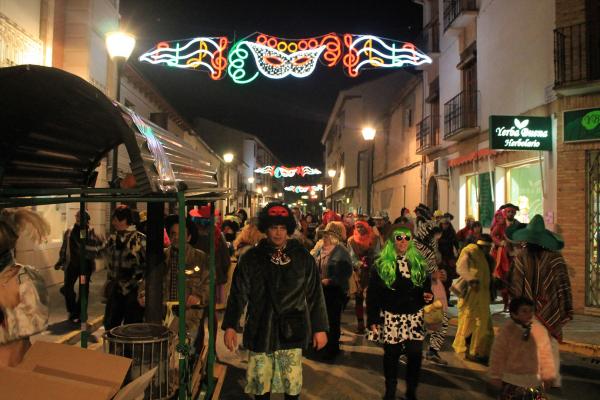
[489,297,555,399]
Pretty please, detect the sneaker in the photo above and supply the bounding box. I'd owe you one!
[425,350,448,366]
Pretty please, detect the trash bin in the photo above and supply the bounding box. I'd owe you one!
[104,323,175,399]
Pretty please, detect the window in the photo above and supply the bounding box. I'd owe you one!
[506,163,543,223]
[405,108,413,127]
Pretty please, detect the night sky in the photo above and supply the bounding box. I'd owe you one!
[120,1,422,167]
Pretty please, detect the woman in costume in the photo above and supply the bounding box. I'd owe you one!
[367,225,433,400]
[0,208,50,367]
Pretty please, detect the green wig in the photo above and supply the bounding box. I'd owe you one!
[375,226,427,287]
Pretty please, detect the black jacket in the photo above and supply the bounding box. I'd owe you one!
[315,244,353,293]
[222,239,329,353]
[366,257,432,327]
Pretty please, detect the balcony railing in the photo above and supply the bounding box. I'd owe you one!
[416,115,440,154]
[554,21,600,87]
[444,90,478,139]
[443,0,477,31]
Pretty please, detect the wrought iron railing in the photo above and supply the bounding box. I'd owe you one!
[443,0,477,31]
[554,21,600,86]
[416,115,440,153]
[444,90,478,139]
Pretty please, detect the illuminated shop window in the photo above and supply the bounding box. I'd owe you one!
[506,163,543,223]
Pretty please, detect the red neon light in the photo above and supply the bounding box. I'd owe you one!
[210,37,228,80]
[342,34,359,77]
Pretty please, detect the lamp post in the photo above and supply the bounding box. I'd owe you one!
[106,30,135,198]
[223,152,234,213]
[362,126,376,215]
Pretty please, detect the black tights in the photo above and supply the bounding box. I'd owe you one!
[254,394,299,399]
[383,340,423,400]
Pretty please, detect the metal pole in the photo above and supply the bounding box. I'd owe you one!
[110,59,124,223]
[207,201,216,397]
[177,192,187,400]
[79,201,89,348]
[145,202,165,323]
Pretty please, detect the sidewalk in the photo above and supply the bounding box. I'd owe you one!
[448,303,600,358]
[32,270,107,345]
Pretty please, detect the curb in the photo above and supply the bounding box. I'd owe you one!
[54,315,104,345]
[448,317,600,358]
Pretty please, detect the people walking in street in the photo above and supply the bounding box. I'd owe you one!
[456,215,476,247]
[143,215,209,355]
[437,212,459,303]
[464,221,483,246]
[367,224,433,400]
[489,297,556,400]
[0,208,50,367]
[222,202,328,400]
[232,218,264,259]
[453,234,494,364]
[101,205,147,331]
[54,210,102,323]
[491,210,511,312]
[507,214,573,387]
[312,221,353,360]
[347,220,379,334]
[500,203,520,226]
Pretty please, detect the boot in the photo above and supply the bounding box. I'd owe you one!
[383,380,397,400]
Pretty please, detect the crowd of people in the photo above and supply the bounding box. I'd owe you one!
[0,199,574,400]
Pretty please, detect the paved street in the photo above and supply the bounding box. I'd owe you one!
[217,303,600,400]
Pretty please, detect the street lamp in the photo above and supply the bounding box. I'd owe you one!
[247,176,255,184]
[327,169,336,178]
[106,31,135,219]
[362,126,376,141]
[262,186,269,193]
[223,152,234,163]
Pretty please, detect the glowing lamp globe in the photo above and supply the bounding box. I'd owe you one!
[327,169,336,178]
[223,153,234,163]
[262,186,269,193]
[362,127,376,141]
[106,32,136,60]
[247,176,255,184]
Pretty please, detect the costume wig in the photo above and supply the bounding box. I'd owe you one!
[375,226,427,288]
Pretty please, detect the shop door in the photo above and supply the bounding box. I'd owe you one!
[586,151,600,308]
[427,176,439,211]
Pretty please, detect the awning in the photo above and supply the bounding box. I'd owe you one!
[447,148,498,168]
[0,65,217,195]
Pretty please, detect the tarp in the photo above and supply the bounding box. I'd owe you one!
[0,65,218,194]
[447,148,498,168]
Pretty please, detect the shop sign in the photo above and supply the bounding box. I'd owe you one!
[489,115,552,151]
[564,108,600,143]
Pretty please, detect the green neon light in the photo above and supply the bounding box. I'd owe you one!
[227,41,259,84]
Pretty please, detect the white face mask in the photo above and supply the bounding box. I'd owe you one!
[245,42,326,79]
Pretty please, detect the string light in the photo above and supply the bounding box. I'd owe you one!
[141,32,431,83]
[343,34,432,77]
[254,165,322,178]
[284,184,324,193]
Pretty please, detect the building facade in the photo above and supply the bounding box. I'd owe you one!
[416,0,600,313]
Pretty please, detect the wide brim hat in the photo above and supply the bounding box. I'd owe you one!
[257,202,297,235]
[414,203,432,219]
[500,203,520,211]
[506,214,564,251]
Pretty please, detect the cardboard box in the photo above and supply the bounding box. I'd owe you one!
[0,341,156,400]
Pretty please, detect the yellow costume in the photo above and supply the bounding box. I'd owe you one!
[452,243,494,358]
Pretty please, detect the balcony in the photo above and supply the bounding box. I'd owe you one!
[554,21,600,95]
[423,18,440,56]
[443,0,478,32]
[416,115,441,155]
[444,90,479,141]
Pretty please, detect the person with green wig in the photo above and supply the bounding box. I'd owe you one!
[366,224,433,400]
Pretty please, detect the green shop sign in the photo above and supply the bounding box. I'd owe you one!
[489,115,552,151]
[564,108,600,143]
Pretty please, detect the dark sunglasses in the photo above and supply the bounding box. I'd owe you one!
[395,234,411,242]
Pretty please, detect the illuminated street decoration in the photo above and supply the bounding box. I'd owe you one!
[140,33,430,83]
[228,33,342,84]
[342,34,432,77]
[254,165,322,178]
[138,37,229,80]
[284,184,324,193]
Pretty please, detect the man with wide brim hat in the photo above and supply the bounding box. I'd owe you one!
[507,214,573,388]
[506,215,563,251]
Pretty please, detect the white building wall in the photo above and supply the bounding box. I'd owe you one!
[477,0,555,131]
[0,0,41,38]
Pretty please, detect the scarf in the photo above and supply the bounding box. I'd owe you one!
[270,247,291,265]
